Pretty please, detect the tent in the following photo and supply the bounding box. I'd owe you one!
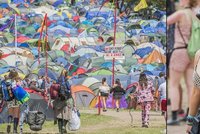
[32,6,57,17]
[122,44,135,58]
[142,50,166,64]
[81,77,100,87]
[71,85,95,107]
[0,92,54,122]
[136,43,165,54]
[134,47,154,58]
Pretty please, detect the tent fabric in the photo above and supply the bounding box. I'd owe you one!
[71,85,94,95]
[81,77,100,87]
[17,36,31,43]
[142,50,166,64]
[122,45,135,58]
[74,91,95,107]
[93,94,128,108]
[134,47,153,58]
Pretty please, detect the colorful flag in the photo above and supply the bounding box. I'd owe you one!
[134,0,148,12]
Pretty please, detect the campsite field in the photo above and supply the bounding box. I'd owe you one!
[0,109,165,134]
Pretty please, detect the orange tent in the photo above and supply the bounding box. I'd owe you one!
[71,85,95,107]
[142,50,166,64]
[71,85,94,95]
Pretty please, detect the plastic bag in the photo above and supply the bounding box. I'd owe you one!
[68,108,80,131]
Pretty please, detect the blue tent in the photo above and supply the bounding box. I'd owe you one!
[32,23,40,30]
[53,30,66,36]
[134,47,153,58]
[52,0,64,7]
[30,48,38,57]
[54,57,69,67]
[0,3,9,8]
[143,70,153,75]
[18,43,30,48]
[143,27,155,34]
[148,20,159,27]
[153,40,163,48]
[100,61,120,68]
[156,22,166,28]
[13,0,25,4]
[38,68,58,80]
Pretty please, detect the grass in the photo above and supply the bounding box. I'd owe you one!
[0,113,165,134]
[80,113,115,127]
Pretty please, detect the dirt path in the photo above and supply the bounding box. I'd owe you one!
[79,108,166,133]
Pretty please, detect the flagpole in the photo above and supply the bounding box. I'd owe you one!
[15,14,17,68]
[112,0,117,86]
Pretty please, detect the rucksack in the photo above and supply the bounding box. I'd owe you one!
[49,83,60,99]
[187,10,200,59]
[59,78,71,100]
[27,111,46,131]
[1,81,14,101]
[12,86,30,104]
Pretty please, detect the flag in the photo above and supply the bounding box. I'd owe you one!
[134,0,148,12]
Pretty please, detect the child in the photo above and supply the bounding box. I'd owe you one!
[136,73,154,128]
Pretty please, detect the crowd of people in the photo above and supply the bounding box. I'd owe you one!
[98,72,166,129]
[0,68,167,133]
[0,69,74,134]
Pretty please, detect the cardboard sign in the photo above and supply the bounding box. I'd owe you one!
[104,46,125,60]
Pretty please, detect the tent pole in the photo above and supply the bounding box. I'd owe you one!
[45,15,48,79]
[14,14,17,68]
[112,0,117,86]
[111,0,117,109]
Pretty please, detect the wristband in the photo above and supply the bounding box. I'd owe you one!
[187,115,195,123]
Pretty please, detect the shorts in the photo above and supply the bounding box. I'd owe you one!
[161,99,167,112]
[113,94,123,100]
[100,92,109,97]
[7,99,20,109]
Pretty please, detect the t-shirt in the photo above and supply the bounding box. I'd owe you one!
[158,82,166,100]
[158,77,165,86]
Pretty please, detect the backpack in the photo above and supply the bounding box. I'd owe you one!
[12,86,30,104]
[49,83,60,99]
[187,11,200,59]
[27,111,46,131]
[1,81,14,101]
[59,78,71,100]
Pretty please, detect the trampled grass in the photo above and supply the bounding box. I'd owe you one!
[0,112,165,134]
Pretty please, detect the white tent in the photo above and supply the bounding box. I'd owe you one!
[32,6,57,17]
[72,48,104,57]
[82,77,100,87]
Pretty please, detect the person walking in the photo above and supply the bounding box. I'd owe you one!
[110,79,126,112]
[167,0,198,125]
[4,70,21,134]
[136,73,154,128]
[53,69,73,134]
[99,78,110,112]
